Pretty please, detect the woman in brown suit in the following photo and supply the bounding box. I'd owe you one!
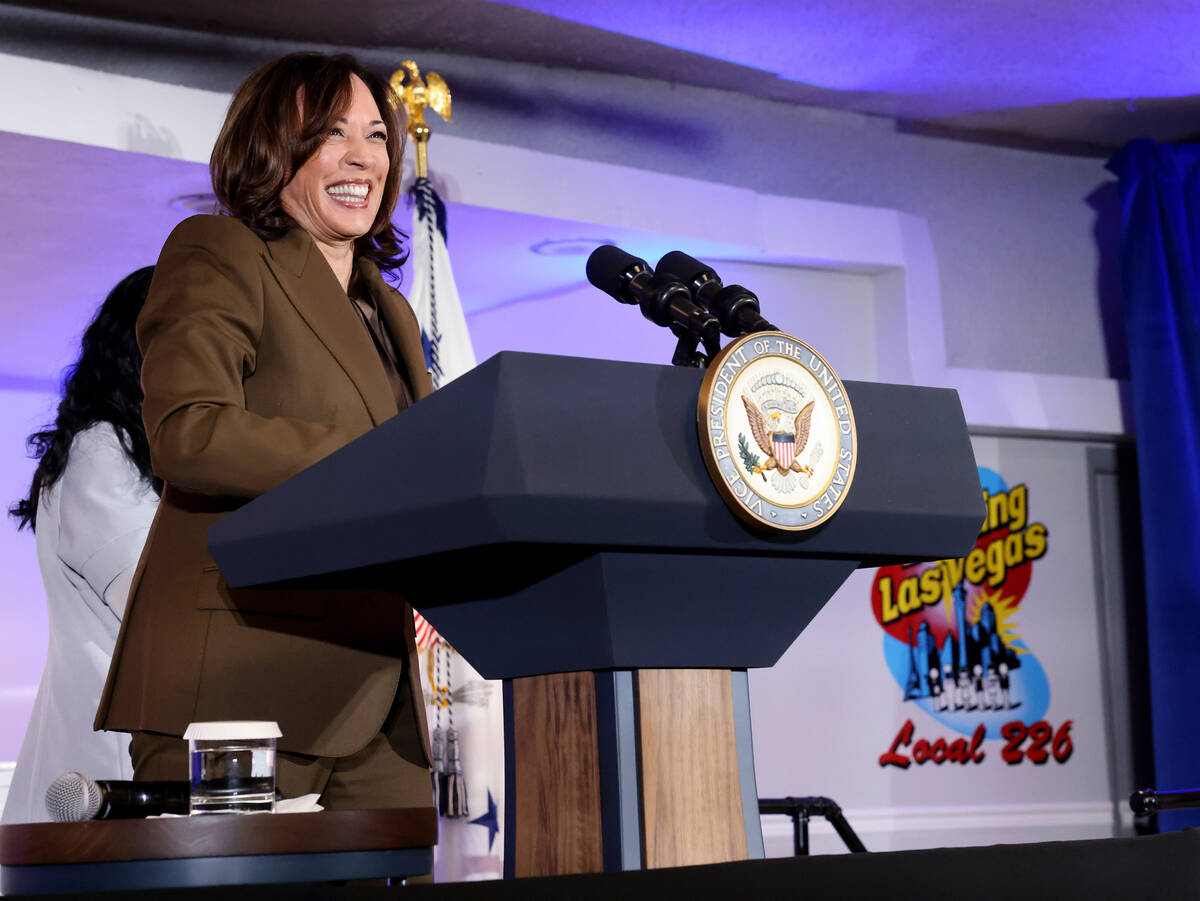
[96,52,433,809]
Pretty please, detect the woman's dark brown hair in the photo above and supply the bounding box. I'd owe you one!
[211,52,408,272]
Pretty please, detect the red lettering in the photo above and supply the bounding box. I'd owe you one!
[945,737,969,763]
[1052,720,1074,763]
[969,723,987,763]
[882,720,1074,770]
[1000,721,1027,764]
[930,737,947,764]
[1026,721,1052,764]
[879,719,914,768]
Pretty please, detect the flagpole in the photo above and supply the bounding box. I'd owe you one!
[392,60,500,884]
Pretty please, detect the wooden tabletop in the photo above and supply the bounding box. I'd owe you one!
[0,807,438,867]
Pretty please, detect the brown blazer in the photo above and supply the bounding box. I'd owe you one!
[96,214,433,762]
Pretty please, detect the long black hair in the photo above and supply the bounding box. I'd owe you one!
[10,267,162,531]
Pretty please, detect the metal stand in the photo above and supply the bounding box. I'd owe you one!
[758,796,867,856]
[1130,787,1200,817]
[671,332,709,368]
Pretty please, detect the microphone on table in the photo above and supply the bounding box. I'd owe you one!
[655,250,776,337]
[586,244,722,362]
[45,772,189,821]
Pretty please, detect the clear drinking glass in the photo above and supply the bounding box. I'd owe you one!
[183,721,281,815]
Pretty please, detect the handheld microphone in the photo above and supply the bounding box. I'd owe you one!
[586,245,721,357]
[45,772,190,821]
[655,251,776,337]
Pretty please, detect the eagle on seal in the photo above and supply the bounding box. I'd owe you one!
[742,395,816,477]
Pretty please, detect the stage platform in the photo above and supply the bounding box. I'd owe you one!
[9,829,1194,900]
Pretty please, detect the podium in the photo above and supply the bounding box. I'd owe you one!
[209,352,982,877]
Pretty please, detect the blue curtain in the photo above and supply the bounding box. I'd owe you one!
[1107,140,1200,831]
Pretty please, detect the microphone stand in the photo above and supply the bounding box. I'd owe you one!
[668,323,722,368]
[671,333,706,368]
[669,331,719,368]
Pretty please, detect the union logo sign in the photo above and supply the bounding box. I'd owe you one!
[697,332,857,531]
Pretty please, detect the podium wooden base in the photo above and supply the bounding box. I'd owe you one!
[510,671,605,875]
[503,669,762,878]
[639,669,749,868]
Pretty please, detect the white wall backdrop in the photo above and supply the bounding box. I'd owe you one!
[750,434,1132,853]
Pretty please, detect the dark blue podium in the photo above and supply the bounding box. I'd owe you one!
[209,352,982,876]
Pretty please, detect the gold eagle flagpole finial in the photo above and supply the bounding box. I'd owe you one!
[390,60,452,179]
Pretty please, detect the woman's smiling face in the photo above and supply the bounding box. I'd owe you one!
[280,75,389,249]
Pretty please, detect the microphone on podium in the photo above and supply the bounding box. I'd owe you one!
[655,251,776,337]
[586,245,722,361]
[45,772,190,821]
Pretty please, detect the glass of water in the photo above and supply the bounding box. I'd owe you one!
[183,721,281,815]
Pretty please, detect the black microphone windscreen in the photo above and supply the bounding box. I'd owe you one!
[586,245,646,301]
[46,772,102,822]
[656,251,716,286]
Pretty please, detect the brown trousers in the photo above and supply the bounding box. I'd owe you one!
[130,678,431,811]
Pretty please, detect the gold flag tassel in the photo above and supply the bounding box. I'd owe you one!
[429,639,468,817]
[443,727,468,818]
[440,639,468,818]
[390,60,452,180]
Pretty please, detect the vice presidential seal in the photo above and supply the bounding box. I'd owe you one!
[698,331,857,531]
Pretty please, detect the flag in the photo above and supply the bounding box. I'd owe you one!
[408,182,502,881]
[409,177,476,386]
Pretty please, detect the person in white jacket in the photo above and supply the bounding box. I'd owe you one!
[3,268,160,824]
